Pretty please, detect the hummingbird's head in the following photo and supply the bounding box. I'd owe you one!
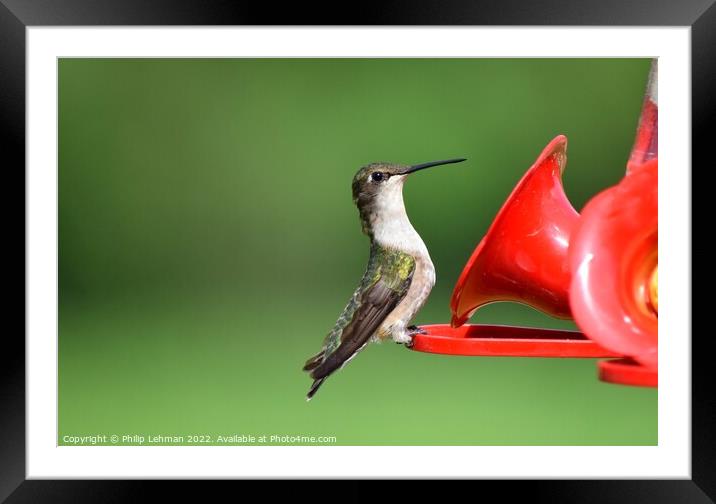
[351,158,466,235]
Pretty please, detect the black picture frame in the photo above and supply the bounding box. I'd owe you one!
[3,0,706,501]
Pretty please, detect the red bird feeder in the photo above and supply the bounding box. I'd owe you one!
[411,60,658,388]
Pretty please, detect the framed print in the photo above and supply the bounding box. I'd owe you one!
[3,0,707,500]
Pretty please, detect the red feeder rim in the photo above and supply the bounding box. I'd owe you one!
[598,358,658,387]
[411,324,622,358]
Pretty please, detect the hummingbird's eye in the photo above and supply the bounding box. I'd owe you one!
[371,172,385,182]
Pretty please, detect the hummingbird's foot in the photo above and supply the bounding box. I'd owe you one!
[392,329,414,345]
[407,325,428,336]
[393,326,426,348]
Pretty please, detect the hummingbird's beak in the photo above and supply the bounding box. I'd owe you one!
[400,158,467,175]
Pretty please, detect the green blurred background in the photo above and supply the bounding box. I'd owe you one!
[59,58,656,446]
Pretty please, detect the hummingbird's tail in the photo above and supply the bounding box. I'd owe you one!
[306,377,327,401]
[303,350,327,400]
[302,350,325,372]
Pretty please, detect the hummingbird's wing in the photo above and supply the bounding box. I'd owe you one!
[304,248,416,399]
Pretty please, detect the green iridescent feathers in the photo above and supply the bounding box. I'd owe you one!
[321,244,414,356]
[302,244,415,398]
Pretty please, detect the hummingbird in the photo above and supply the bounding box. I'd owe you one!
[302,157,466,399]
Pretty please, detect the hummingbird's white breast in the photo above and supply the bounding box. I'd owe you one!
[370,176,436,342]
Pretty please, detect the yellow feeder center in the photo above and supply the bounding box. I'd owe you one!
[648,266,658,314]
